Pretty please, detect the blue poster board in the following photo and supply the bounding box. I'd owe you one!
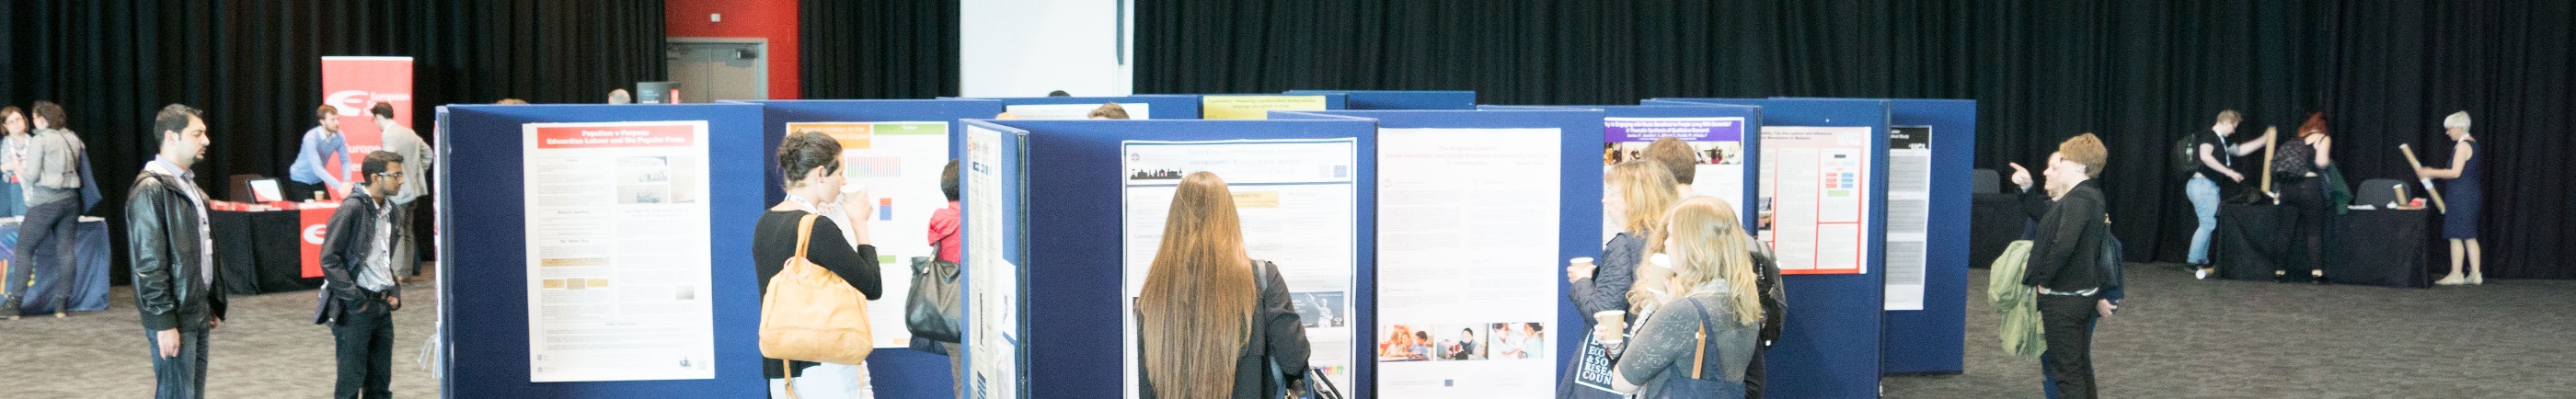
[1283,90,1477,110]
[1647,97,1892,399]
[992,118,1376,398]
[437,103,768,397]
[1880,99,1975,375]
[955,120,1032,399]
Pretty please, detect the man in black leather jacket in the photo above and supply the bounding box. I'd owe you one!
[129,104,222,399]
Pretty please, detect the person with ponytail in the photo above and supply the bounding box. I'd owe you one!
[1607,196,1765,399]
[1135,171,1312,399]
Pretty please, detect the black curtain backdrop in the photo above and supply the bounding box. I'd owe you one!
[0,1,665,284]
[1141,0,2575,279]
[800,0,960,99]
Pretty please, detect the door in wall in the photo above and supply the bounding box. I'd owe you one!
[666,39,767,103]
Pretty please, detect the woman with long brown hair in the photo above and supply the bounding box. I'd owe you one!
[1135,171,1310,399]
[2273,114,2335,283]
[1608,196,1764,398]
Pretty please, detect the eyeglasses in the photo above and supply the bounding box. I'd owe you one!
[374,172,403,178]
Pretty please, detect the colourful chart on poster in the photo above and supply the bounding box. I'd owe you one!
[1758,126,1873,275]
[782,121,953,348]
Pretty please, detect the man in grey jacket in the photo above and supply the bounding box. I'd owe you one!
[370,102,431,281]
[1,101,86,319]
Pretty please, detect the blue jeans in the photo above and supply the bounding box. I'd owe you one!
[147,327,212,399]
[2186,176,2221,264]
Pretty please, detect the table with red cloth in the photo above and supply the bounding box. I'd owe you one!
[210,200,339,295]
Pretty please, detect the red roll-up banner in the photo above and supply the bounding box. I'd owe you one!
[320,56,414,196]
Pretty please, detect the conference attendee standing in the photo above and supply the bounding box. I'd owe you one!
[319,151,408,399]
[1133,171,1311,399]
[1607,196,1763,399]
[129,104,224,398]
[289,105,351,201]
[755,131,882,398]
[2272,114,2335,283]
[0,106,29,216]
[2009,133,2111,398]
[926,159,966,395]
[371,102,433,281]
[2183,110,2270,279]
[2419,111,2485,286]
[1,101,86,319]
[1639,138,1786,398]
[1560,161,1675,398]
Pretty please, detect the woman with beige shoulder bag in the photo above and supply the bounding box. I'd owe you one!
[754,131,885,398]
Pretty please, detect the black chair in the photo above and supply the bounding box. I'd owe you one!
[2354,178,2408,208]
[1972,168,2002,194]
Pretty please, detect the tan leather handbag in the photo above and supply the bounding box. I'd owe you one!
[759,214,875,366]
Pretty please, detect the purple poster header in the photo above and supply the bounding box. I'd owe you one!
[1604,118,1745,142]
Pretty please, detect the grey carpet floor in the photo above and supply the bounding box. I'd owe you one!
[1,275,441,398]
[6,262,2570,398]
[1886,264,2576,398]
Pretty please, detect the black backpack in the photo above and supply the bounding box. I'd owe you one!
[2172,134,2202,177]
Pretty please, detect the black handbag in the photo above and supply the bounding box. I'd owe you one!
[904,242,963,352]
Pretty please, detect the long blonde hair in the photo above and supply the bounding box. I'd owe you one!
[1655,196,1763,325]
[1606,161,1681,237]
[1138,172,1258,398]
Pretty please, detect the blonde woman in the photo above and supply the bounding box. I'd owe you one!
[1134,172,1311,399]
[1562,161,1680,397]
[1606,196,1764,398]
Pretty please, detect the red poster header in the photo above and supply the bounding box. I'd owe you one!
[535,124,699,149]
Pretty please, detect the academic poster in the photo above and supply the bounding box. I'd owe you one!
[783,121,954,348]
[1758,126,1874,275]
[1119,139,1358,399]
[1202,96,1330,120]
[1005,102,1154,120]
[1375,128,1560,398]
[965,125,1021,399]
[1601,117,1750,242]
[1886,126,1932,310]
[521,120,716,382]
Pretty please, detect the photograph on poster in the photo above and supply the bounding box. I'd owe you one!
[1291,291,1348,328]
[1604,141,1741,165]
[1432,325,1488,361]
[1379,325,1437,362]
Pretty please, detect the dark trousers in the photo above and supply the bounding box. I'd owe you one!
[1743,348,1767,398]
[2,198,79,315]
[2037,294,2100,399]
[145,326,211,399]
[333,299,396,399]
[2278,177,2328,275]
[2041,318,2101,399]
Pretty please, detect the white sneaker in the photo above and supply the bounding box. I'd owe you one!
[2435,273,2467,286]
[2194,268,2211,279]
[2469,273,2484,285]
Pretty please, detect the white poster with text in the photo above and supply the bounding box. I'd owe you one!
[1119,139,1358,398]
[522,120,716,382]
[1375,128,1560,398]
